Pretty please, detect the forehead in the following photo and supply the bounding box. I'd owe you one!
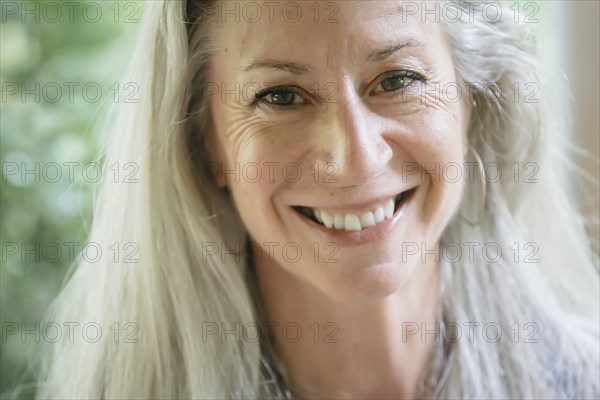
[209,0,446,69]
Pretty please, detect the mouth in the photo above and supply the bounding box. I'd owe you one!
[292,188,416,232]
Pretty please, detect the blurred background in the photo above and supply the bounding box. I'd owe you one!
[0,1,598,398]
[1,1,142,397]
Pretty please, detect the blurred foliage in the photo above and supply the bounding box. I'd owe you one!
[0,1,141,397]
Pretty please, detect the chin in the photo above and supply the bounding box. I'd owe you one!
[313,259,417,304]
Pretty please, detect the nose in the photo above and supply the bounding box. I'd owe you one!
[316,87,393,186]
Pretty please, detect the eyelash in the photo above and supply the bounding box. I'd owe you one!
[372,70,425,94]
[252,86,307,108]
[252,70,427,108]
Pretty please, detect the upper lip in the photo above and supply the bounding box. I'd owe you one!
[293,187,415,214]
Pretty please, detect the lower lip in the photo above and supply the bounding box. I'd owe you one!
[292,190,416,247]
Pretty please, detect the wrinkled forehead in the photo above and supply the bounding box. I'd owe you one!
[208,0,447,71]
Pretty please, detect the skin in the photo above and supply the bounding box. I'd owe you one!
[205,1,471,398]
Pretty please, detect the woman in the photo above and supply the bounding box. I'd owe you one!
[38,0,599,398]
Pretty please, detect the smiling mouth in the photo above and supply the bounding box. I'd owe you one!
[292,188,415,232]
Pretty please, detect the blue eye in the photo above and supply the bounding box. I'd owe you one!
[255,87,304,106]
[374,71,424,93]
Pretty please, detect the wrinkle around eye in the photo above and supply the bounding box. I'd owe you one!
[222,110,299,155]
[419,82,456,114]
[223,120,270,161]
[223,112,263,141]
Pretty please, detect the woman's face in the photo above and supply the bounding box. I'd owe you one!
[206,1,470,301]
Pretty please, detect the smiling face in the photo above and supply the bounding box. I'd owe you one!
[205,1,470,302]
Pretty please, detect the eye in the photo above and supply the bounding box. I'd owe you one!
[254,86,306,107]
[372,70,425,94]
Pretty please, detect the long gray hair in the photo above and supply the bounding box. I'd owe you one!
[37,1,599,398]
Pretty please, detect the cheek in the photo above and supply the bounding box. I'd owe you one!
[399,108,466,236]
[222,109,329,207]
[222,128,303,242]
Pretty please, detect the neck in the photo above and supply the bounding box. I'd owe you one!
[253,247,441,399]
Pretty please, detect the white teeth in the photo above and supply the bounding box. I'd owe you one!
[306,195,403,231]
[384,199,394,219]
[345,214,361,231]
[373,208,385,224]
[314,210,323,223]
[333,214,345,229]
[321,211,333,228]
[360,212,376,228]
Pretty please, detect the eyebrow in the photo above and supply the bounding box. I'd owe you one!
[242,39,425,74]
[366,39,424,63]
[243,59,312,75]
